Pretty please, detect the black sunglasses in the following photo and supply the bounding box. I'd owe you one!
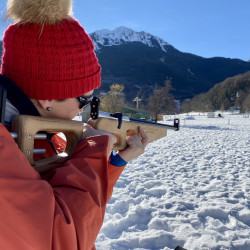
[76,95,93,109]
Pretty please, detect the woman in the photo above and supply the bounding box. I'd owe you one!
[0,0,148,249]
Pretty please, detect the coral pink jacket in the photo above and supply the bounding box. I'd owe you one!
[0,124,125,250]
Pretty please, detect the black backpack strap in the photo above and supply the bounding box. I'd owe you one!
[0,84,7,124]
[0,74,40,117]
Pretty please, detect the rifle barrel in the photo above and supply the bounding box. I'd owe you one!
[129,117,180,131]
[98,111,180,131]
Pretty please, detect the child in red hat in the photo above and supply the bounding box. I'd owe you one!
[0,0,148,249]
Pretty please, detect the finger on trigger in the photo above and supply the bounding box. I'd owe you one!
[138,126,148,145]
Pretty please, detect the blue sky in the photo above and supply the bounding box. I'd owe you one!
[1,0,250,60]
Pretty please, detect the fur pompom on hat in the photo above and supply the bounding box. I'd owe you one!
[1,0,101,100]
[6,0,73,24]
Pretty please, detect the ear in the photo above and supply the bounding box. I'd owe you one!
[37,100,51,110]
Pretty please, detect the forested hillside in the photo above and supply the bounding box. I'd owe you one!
[181,71,250,113]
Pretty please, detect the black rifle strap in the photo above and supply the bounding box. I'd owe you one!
[0,84,7,124]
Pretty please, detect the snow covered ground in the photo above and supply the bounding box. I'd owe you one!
[95,112,250,250]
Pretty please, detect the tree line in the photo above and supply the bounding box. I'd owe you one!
[99,70,250,118]
[181,71,250,113]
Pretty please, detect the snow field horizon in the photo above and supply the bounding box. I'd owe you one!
[95,112,250,250]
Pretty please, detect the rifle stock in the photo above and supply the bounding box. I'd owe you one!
[11,115,83,167]
[11,115,179,172]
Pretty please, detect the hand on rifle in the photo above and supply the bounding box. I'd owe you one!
[82,125,148,162]
[82,124,118,160]
[118,126,148,162]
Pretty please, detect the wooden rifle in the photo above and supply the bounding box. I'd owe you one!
[2,91,179,173]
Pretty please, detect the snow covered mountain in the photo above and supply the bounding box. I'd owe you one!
[91,26,170,53]
[89,27,250,102]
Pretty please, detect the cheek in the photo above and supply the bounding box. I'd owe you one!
[68,104,81,119]
[52,99,80,120]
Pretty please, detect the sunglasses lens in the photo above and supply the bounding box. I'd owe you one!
[77,95,93,109]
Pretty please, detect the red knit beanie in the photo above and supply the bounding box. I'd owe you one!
[0,0,101,100]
